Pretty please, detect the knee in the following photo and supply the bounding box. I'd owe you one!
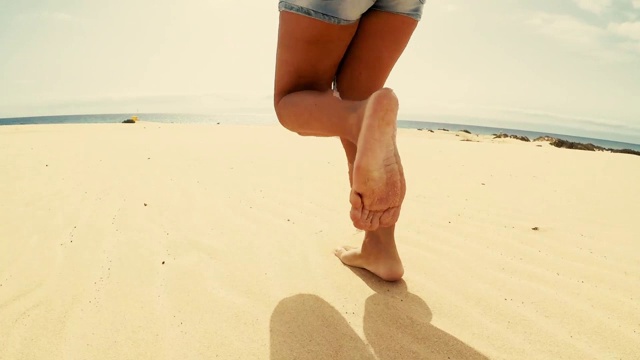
[273,92,283,113]
[273,94,288,128]
[273,93,301,135]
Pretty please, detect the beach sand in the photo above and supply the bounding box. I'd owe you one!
[1,123,638,359]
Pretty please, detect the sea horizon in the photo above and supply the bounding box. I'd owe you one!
[1,112,639,152]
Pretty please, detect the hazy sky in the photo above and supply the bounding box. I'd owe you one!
[1,0,639,142]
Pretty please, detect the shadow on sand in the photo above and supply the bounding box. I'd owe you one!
[270,268,488,360]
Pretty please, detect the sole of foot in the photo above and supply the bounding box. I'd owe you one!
[350,88,406,231]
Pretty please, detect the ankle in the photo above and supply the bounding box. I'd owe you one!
[346,101,366,143]
[362,229,398,255]
[364,226,396,242]
[361,234,404,281]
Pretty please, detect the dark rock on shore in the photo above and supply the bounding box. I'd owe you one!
[439,128,449,132]
[122,119,136,124]
[609,148,640,156]
[493,133,530,142]
[533,136,555,142]
[460,129,471,134]
[534,136,640,156]
[549,138,601,151]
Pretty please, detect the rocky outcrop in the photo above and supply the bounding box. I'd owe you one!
[533,136,555,142]
[533,136,640,156]
[493,133,530,142]
[609,148,640,156]
[549,138,601,151]
[122,119,136,124]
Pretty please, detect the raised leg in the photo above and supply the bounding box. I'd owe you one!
[333,10,419,281]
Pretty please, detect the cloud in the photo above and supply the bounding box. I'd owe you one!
[445,5,458,12]
[608,21,640,40]
[486,106,639,130]
[620,41,640,54]
[528,12,639,61]
[572,0,613,14]
[45,12,74,21]
[433,1,462,13]
[528,12,603,47]
[17,11,79,23]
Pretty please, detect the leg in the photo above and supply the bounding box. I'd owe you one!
[274,10,409,231]
[334,10,419,281]
[274,11,361,142]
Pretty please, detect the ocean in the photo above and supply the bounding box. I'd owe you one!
[1,113,639,152]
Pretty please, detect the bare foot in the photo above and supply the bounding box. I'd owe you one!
[334,236,404,282]
[350,88,406,231]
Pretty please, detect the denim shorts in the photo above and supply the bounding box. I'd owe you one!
[278,0,425,24]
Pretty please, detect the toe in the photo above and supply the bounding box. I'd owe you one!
[334,245,356,258]
[334,246,363,267]
[380,207,400,228]
[370,211,382,231]
[363,208,372,223]
[351,206,369,230]
[350,206,361,224]
[349,190,363,209]
[360,208,373,230]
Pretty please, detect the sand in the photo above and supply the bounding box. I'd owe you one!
[0,123,638,359]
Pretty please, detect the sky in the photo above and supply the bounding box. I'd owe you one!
[1,0,639,142]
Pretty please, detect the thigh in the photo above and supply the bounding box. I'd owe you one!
[335,10,419,101]
[274,10,358,104]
